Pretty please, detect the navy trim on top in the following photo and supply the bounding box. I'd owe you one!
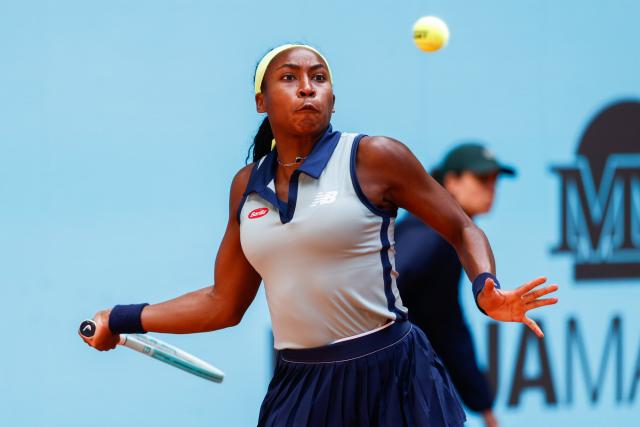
[349,134,404,319]
[349,134,398,218]
[380,217,408,320]
[243,125,342,224]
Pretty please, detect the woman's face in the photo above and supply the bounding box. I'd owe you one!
[256,47,334,138]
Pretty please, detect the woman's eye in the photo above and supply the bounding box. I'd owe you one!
[281,74,296,81]
[312,74,327,81]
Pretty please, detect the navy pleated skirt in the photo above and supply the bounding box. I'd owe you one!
[258,321,466,427]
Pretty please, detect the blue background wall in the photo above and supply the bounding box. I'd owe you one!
[1,1,638,425]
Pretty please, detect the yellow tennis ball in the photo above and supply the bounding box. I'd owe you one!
[413,16,450,52]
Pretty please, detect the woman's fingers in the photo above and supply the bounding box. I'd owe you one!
[523,316,544,338]
[522,284,559,301]
[525,298,559,310]
[515,277,547,296]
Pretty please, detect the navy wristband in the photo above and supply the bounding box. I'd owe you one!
[108,303,149,334]
[472,273,500,316]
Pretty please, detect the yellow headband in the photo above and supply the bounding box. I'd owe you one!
[254,44,333,95]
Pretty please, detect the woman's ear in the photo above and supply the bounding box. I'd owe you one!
[256,93,266,113]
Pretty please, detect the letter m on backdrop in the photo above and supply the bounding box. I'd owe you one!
[552,155,640,280]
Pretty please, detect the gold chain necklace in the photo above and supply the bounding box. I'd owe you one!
[277,155,308,167]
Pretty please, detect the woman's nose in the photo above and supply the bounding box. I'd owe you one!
[298,76,316,98]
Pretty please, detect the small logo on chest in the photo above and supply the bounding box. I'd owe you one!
[310,191,338,207]
[248,207,269,219]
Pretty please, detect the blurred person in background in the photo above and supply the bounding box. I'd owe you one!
[395,143,516,427]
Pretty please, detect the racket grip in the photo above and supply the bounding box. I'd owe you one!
[79,319,97,338]
[80,319,127,346]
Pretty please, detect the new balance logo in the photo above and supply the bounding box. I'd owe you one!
[311,191,338,207]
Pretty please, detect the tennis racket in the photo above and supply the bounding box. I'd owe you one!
[79,320,224,383]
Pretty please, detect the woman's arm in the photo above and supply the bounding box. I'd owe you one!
[139,164,262,333]
[355,136,558,336]
[355,136,492,281]
[81,164,262,350]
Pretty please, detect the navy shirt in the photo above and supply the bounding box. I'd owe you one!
[395,213,464,325]
[395,212,495,412]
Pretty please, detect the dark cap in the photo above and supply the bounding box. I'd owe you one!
[434,143,516,177]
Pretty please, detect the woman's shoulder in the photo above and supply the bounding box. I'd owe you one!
[231,163,255,189]
[358,135,412,156]
[356,135,418,172]
[229,163,257,207]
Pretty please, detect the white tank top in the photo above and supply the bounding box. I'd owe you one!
[238,126,407,349]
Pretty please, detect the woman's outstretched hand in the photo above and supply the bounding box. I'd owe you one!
[477,277,558,338]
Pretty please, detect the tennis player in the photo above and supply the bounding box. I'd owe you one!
[396,143,518,427]
[80,44,558,426]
